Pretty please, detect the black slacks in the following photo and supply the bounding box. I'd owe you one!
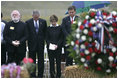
[1,43,6,65]
[48,48,62,78]
[64,46,73,66]
[29,46,44,78]
[7,47,25,65]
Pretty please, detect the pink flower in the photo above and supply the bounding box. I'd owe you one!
[23,58,34,64]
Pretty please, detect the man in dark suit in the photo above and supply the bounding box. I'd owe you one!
[26,10,47,78]
[61,6,79,66]
[3,10,28,65]
[1,12,7,65]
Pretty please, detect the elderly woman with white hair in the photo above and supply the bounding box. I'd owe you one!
[3,10,28,65]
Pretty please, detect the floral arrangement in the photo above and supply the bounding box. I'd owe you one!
[67,9,117,74]
[1,58,35,78]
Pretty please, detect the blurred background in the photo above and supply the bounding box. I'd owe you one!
[1,1,117,26]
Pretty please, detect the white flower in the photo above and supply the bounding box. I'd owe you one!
[81,35,86,41]
[103,15,106,19]
[84,63,88,67]
[85,15,89,19]
[112,11,117,16]
[109,27,113,32]
[112,47,116,53]
[93,27,97,32]
[108,56,114,62]
[85,24,88,28]
[78,21,82,26]
[90,19,96,24]
[80,58,85,62]
[97,58,102,64]
[73,21,76,24]
[76,28,80,33]
[71,41,74,46]
[89,8,96,12]
[83,29,88,34]
[80,44,85,49]
[99,16,102,20]
[75,44,79,48]
[98,23,102,28]
[91,53,96,57]
[85,50,89,55]
[106,69,111,73]
[76,49,79,55]
[89,37,92,42]
[76,33,80,39]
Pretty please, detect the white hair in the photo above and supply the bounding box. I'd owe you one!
[11,10,21,23]
[11,10,20,18]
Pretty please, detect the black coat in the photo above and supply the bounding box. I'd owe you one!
[26,18,47,52]
[46,25,64,49]
[61,15,79,45]
[3,21,28,53]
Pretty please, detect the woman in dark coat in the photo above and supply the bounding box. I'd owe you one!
[46,15,64,78]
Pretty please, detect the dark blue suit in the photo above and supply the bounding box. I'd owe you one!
[61,15,78,66]
[26,18,47,77]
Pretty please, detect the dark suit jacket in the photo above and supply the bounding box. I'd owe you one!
[3,21,28,53]
[46,25,64,49]
[26,18,47,52]
[61,15,79,45]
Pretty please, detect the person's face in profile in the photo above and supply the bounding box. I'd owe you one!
[32,14,39,21]
[68,9,76,17]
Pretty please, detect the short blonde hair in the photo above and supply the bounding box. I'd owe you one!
[50,15,58,22]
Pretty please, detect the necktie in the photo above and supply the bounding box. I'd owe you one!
[35,21,39,33]
[71,17,73,24]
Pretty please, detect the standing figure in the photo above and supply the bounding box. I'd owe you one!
[3,10,28,65]
[26,10,47,78]
[61,6,79,66]
[46,15,64,78]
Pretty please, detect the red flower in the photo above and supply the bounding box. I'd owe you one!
[80,25,84,30]
[75,40,79,45]
[86,56,91,60]
[85,67,89,69]
[114,28,117,33]
[115,52,117,56]
[112,22,117,27]
[112,64,117,67]
[88,23,92,28]
[88,31,93,36]
[92,42,96,46]
[90,12,96,17]
[83,19,87,24]
[106,49,110,52]
[94,48,98,52]
[84,42,89,46]
[97,67,102,71]
[97,49,101,54]
[95,61,98,65]
[23,57,34,64]
[102,12,107,16]
[112,15,117,18]
[89,48,93,53]
[80,53,85,56]
[109,52,114,56]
